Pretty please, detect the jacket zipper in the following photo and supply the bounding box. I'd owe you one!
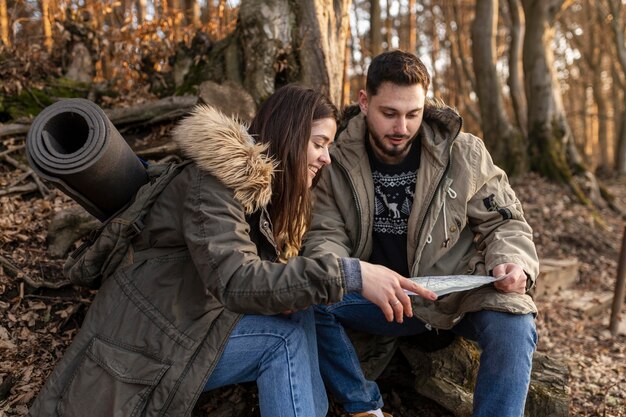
[413,118,463,275]
[412,117,463,331]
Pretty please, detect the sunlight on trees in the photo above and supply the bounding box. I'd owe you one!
[1,0,625,182]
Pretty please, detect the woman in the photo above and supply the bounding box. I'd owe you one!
[29,85,430,417]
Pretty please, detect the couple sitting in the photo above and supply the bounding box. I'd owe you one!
[29,50,537,417]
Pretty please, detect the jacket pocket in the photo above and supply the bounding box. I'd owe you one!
[57,337,170,417]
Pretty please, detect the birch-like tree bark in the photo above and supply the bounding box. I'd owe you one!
[472,0,528,175]
[238,0,351,105]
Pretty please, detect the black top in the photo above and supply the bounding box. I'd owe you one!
[366,131,421,277]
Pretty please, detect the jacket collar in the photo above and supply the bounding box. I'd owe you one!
[172,105,276,214]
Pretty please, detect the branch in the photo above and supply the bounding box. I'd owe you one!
[0,95,198,139]
[0,183,38,196]
[0,152,51,197]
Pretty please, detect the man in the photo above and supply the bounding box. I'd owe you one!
[302,50,538,417]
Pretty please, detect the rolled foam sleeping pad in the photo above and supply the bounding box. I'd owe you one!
[26,98,149,221]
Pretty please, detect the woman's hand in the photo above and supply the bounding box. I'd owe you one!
[359,261,437,323]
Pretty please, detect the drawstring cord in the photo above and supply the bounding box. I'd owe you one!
[426,184,457,247]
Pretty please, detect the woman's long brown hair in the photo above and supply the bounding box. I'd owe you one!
[248,84,338,260]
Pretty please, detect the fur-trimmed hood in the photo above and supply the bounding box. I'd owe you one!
[172,105,276,214]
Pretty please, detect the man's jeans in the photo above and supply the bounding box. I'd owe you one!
[204,308,327,417]
[315,293,537,417]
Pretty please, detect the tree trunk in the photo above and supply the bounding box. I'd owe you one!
[581,0,611,173]
[398,337,570,417]
[183,0,200,27]
[443,1,482,128]
[0,0,9,47]
[135,0,147,24]
[385,0,392,50]
[613,63,626,174]
[297,0,351,105]
[370,0,382,57]
[506,0,528,137]
[430,4,441,98]
[616,97,626,175]
[593,65,611,170]
[521,0,592,202]
[238,0,350,105]
[452,2,478,94]
[605,0,626,175]
[471,0,528,175]
[341,20,352,107]
[407,0,417,53]
[40,0,53,53]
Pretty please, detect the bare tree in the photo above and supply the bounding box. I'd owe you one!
[505,0,528,136]
[0,0,9,47]
[443,0,481,130]
[135,0,147,24]
[40,0,52,53]
[521,0,596,203]
[370,0,382,56]
[342,18,352,107]
[587,0,611,171]
[407,0,417,53]
[183,0,200,27]
[429,3,441,98]
[472,0,528,175]
[385,0,393,50]
[603,0,626,175]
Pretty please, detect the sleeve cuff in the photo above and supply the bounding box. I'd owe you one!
[339,257,362,293]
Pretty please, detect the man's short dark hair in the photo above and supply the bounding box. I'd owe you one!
[366,50,431,96]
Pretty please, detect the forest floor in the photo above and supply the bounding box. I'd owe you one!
[1,140,626,416]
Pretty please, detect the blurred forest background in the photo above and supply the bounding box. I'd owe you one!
[2,0,626,188]
[1,0,626,416]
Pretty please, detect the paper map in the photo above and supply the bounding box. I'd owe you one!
[406,275,505,297]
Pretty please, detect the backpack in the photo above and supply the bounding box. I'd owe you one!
[64,160,192,288]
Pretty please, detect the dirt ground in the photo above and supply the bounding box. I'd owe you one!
[1,144,625,416]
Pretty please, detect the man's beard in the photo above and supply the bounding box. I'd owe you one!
[368,124,416,159]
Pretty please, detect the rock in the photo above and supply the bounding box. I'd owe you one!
[197,81,257,124]
[65,42,93,84]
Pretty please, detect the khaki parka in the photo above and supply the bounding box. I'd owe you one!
[302,103,538,330]
[29,106,349,417]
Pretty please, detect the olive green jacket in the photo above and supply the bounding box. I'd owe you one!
[302,103,538,330]
[29,106,348,417]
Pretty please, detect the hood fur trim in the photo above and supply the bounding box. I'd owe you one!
[172,105,275,214]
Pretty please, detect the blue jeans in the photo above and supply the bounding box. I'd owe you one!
[315,294,537,417]
[204,308,327,417]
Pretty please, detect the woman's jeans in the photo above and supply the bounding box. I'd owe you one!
[314,293,537,417]
[204,308,327,417]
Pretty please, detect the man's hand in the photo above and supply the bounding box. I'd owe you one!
[492,263,528,294]
[359,261,437,323]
